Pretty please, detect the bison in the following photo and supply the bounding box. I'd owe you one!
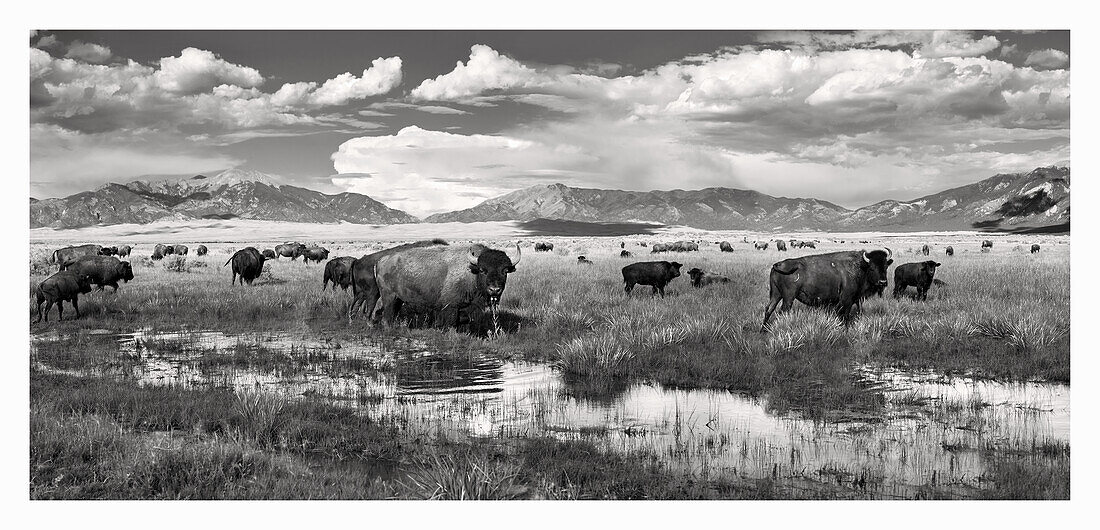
[302,247,330,263]
[754,241,769,251]
[776,240,788,252]
[534,242,555,252]
[323,256,357,291]
[196,245,209,256]
[981,240,993,252]
[719,241,734,252]
[687,268,731,288]
[35,271,93,323]
[117,245,132,258]
[373,243,521,328]
[622,261,682,298]
[163,245,176,256]
[762,249,894,331]
[50,244,103,268]
[151,244,167,261]
[275,242,308,261]
[173,245,189,256]
[99,246,119,256]
[348,239,450,320]
[651,243,669,253]
[893,261,942,301]
[60,255,134,292]
[225,247,266,285]
[1031,244,1041,254]
[946,246,954,256]
[262,249,277,260]
[577,256,593,265]
[620,250,633,258]
[921,244,930,256]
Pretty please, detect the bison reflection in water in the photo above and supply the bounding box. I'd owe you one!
[225,247,266,285]
[762,248,893,331]
[374,243,521,329]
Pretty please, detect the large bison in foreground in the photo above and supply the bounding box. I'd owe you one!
[60,255,134,292]
[50,244,103,268]
[347,239,449,320]
[373,243,521,328]
[622,261,682,298]
[323,257,357,291]
[893,261,942,301]
[762,249,893,331]
[225,247,266,285]
[35,271,93,322]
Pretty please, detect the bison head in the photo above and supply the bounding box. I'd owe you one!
[861,248,893,288]
[687,267,704,286]
[119,261,135,283]
[669,261,683,278]
[76,274,93,294]
[924,261,942,276]
[467,244,521,306]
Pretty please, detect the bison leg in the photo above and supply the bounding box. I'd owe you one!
[917,286,928,301]
[624,281,635,296]
[761,290,783,332]
[56,301,64,321]
[893,284,905,299]
[71,296,81,318]
[109,282,119,292]
[39,300,51,323]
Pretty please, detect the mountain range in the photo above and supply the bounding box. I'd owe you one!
[30,166,1069,233]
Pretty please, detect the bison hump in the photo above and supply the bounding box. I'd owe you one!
[772,260,800,275]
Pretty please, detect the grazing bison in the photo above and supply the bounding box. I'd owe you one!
[302,247,330,263]
[620,242,626,249]
[534,242,555,252]
[60,255,134,292]
[262,249,277,260]
[762,249,894,331]
[323,256,357,291]
[348,239,450,320]
[577,256,593,265]
[275,242,308,260]
[373,243,521,328]
[196,245,208,256]
[754,241,769,251]
[151,244,168,261]
[117,245,132,258]
[1031,244,1041,254]
[225,247,266,285]
[50,244,103,268]
[173,245,189,256]
[981,240,993,252]
[921,244,930,256]
[801,241,816,249]
[35,271,93,323]
[651,243,669,253]
[776,240,788,252]
[686,268,731,288]
[945,246,954,256]
[620,250,633,258]
[622,261,683,298]
[163,245,176,255]
[99,246,119,256]
[893,261,942,301]
[719,241,734,252]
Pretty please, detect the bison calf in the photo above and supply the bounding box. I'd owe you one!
[36,271,93,322]
[622,261,682,298]
[893,261,942,301]
[323,256,356,291]
[686,268,731,288]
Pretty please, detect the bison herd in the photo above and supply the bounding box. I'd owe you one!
[34,236,1049,331]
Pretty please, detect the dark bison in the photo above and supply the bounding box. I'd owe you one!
[302,246,330,263]
[275,242,308,260]
[117,245,132,258]
[196,245,209,256]
[946,246,954,256]
[534,242,555,252]
[893,261,942,301]
[1031,244,1041,254]
[163,245,176,255]
[348,239,450,320]
[98,246,119,256]
[262,249,277,260]
[373,243,521,327]
[60,255,134,292]
[981,240,993,252]
[577,256,593,265]
[754,241,769,251]
[323,257,357,291]
[225,247,266,285]
[622,261,683,298]
[686,268,731,288]
[776,240,788,252]
[50,244,103,268]
[35,271,93,323]
[651,243,669,253]
[762,249,894,331]
[921,244,930,256]
[620,242,625,249]
[620,250,633,258]
[719,241,734,252]
[152,244,168,260]
[173,245,189,256]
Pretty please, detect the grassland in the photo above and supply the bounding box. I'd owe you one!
[27,233,1070,499]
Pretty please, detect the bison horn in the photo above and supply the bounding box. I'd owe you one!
[884,247,893,257]
[506,243,521,266]
[467,249,480,266]
[862,250,870,263]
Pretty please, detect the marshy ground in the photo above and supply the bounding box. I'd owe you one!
[27,233,1070,499]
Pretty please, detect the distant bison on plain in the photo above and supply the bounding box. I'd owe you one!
[262,249,277,260]
[754,241,769,251]
[946,246,954,256]
[620,250,633,258]
[981,240,993,252]
[1031,244,1041,254]
[50,244,103,268]
[719,241,734,252]
[534,242,555,252]
[196,245,208,256]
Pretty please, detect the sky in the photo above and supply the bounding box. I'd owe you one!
[29,30,1070,216]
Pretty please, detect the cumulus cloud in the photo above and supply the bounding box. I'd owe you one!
[34,34,60,49]
[64,41,112,63]
[411,45,537,101]
[919,31,1000,58]
[153,47,264,94]
[309,56,403,106]
[1024,48,1070,70]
